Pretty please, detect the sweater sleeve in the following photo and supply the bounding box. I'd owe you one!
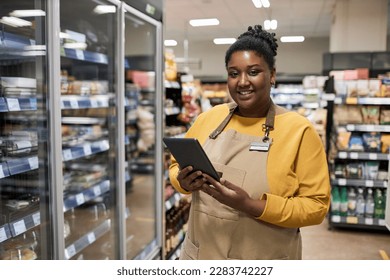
[258,123,331,228]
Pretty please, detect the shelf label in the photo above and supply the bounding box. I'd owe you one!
[7,98,21,111]
[0,227,7,242]
[346,97,357,104]
[365,218,374,225]
[366,125,375,131]
[83,144,92,156]
[75,49,84,60]
[0,165,4,179]
[75,193,85,205]
[87,232,96,244]
[32,212,40,226]
[379,219,386,226]
[331,215,341,223]
[346,216,358,224]
[28,157,39,170]
[63,149,72,161]
[65,244,76,259]
[365,180,374,187]
[90,99,98,108]
[368,153,378,160]
[93,186,101,196]
[338,178,347,186]
[13,220,27,236]
[338,152,347,159]
[350,152,358,159]
[70,99,79,109]
[16,141,32,149]
[99,141,109,151]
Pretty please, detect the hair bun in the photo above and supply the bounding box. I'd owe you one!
[239,24,278,56]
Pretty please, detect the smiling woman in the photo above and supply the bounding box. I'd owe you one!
[168,24,331,260]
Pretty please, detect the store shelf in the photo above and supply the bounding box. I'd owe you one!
[61,95,110,109]
[9,210,40,238]
[64,219,111,260]
[330,215,387,230]
[62,140,110,162]
[332,178,388,188]
[0,224,13,243]
[336,151,390,161]
[3,156,39,177]
[334,97,390,105]
[63,180,110,212]
[344,124,390,133]
[0,97,37,112]
[61,48,108,65]
[165,192,182,211]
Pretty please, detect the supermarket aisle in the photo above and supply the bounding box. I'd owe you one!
[301,218,390,260]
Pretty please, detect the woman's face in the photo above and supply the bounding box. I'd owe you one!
[226,50,275,118]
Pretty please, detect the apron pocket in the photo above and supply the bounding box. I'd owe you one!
[179,236,199,260]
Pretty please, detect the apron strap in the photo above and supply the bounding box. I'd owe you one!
[209,102,237,139]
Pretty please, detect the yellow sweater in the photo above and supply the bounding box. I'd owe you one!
[169,103,331,228]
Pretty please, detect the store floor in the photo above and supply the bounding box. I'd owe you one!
[301,219,390,260]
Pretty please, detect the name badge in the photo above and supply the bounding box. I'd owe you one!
[249,138,272,152]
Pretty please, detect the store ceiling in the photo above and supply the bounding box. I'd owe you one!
[164,0,388,43]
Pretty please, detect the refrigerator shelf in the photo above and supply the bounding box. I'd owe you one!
[331,178,388,188]
[62,139,110,162]
[61,95,111,110]
[63,180,110,212]
[0,224,13,243]
[61,47,108,65]
[0,97,37,112]
[336,151,390,161]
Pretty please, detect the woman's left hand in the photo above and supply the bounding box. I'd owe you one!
[201,174,264,217]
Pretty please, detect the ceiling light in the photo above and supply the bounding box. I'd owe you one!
[9,10,45,17]
[280,36,305,43]
[0,16,32,27]
[264,19,277,30]
[252,0,270,8]
[213,38,236,45]
[93,5,116,14]
[164,40,177,47]
[189,18,219,27]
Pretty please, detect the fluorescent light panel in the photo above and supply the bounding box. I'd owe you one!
[189,18,219,27]
[213,38,236,45]
[280,36,305,43]
[0,16,32,27]
[93,5,116,14]
[264,19,277,30]
[164,40,177,47]
[9,9,45,17]
[252,0,270,8]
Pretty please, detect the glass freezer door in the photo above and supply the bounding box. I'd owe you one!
[0,1,52,260]
[59,0,119,260]
[123,5,163,260]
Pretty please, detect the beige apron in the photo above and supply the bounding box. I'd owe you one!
[179,102,301,260]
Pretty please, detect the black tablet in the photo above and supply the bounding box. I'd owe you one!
[163,137,220,181]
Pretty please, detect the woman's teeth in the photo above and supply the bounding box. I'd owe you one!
[239,91,251,95]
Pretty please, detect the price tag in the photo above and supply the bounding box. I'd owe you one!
[70,99,79,109]
[365,218,374,225]
[65,244,76,259]
[32,212,40,226]
[331,215,341,223]
[63,149,72,161]
[368,153,378,160]
[366,125,375,131]
[93,186,101,196]
[379,219,386,226]
[365,180,374,187]
[346,124,355,131]
[7,98,21,111]
[338,152,347,159]
[166,200,172,210]
[13,220,27,236]
[28,157,39,169]
[75,49,84,60]
[87,232,96,244]
[0,165,4,179]
[16,141,32,149]
[338,178,347,186]
[75,193,85,205]
[99,141,109,151]
[90,99,98,108]
[83,144,92,156]
[346,216,358,224]
[334,97,342,104]
[0,227,7,242]
[350,152,359,159]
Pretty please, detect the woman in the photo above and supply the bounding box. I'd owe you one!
[168,25,330,260]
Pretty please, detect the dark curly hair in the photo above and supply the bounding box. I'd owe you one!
[225,25,278,70]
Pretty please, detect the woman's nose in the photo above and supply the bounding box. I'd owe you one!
[238,73,249,86]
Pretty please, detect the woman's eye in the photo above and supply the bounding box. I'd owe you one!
[229,72,238,78]
[249,70,259,76]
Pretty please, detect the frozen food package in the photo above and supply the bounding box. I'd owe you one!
[348,134,364,151]
[362,132,381,152]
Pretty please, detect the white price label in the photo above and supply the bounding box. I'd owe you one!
[83,144,92,156]
[28,157,39,169]
[65,244,76,259]
[93,186,101,196]
[331,215,341,223]
[63,149,72,161]
[0,227,7,242]
[0,165,4,179]
[350,152,359,159]
[338,152,347,159]
[75,193,85,205]
[99,141,109,151]
[379,219,386,226]
[338,179,347,186]
[32,212,40,226]
[90,99,98,108]
[7,98,21,111]
[13,220,27,236]
[70,99,79,109]
[366,125,375,131]
[365,180,374,187]
[346,124,355,131]
[368,153,378,160]
[365,218,374,225]
[75,49,84,60]
[87,232,96,244]
[15,141,32,149]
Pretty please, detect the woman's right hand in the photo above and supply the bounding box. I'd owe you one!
[176,166,206,192]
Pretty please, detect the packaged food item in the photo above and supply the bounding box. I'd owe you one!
[361,106,380,124]
[334,105,363,125]
[346,162,364,179]
[337,130,351,150]
[380,134,390,153]
[362,132,381,152]
[380,109,390,124]
[348,134,364,151]
[364,162,379,180]
[334,164,346,178]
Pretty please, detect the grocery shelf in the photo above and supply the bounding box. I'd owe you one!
[334,97,390,105]
[336,151,390,161]
[344,124,390,133]
[330,215,387,230]
[61,95,110,109]
[9,210,40,238]
[61,48,108,65]
[62,139,110,162]
[332,178,388,188]
[5,156,39,177]
[0,224,12,243]
[0,97,37,112]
